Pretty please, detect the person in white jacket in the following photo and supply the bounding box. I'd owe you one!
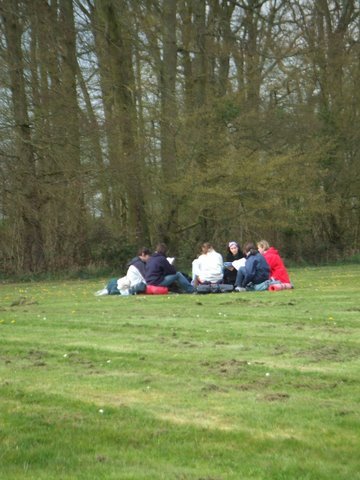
[192,242,224,286]
[95,247,151,296]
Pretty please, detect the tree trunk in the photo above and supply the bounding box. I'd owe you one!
[92,0,150,244]
[1,0,45,272]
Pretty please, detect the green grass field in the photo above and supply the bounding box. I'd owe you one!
[0,265,359,479]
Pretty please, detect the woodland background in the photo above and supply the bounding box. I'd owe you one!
[0,0,359,274]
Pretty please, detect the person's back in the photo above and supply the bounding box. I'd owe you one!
[145,243,194,293]
[192,242,223,284]
[198,249,223,283]
[244,250,270,285]
[145,251,176,285]
[235,242,270,291]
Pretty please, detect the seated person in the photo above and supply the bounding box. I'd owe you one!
[95,247,151,296]
[192,242,224,286]
[223,241,244,285]
[145,243,194,293]
[235,242,270,291]
[257,240,291,285]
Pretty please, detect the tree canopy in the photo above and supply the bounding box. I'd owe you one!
[0,0,359,273]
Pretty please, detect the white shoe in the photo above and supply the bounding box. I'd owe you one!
[95,288,108,296]
[235,287,246,292]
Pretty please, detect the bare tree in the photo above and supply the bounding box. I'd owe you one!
[90,0,149,243]
[0,0,45,271]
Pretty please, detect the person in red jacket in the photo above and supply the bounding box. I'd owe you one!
[257,240,291,284]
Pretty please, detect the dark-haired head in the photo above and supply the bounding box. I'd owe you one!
[155,243,167,255]
[138,246,151,257]
[227,241,239,254]
[201,242,213,254]
[243,242,257,256]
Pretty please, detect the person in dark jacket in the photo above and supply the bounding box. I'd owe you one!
[145,243,194,293]
[126,247,151,280]
[235,242,270,291]
[223,241,244,285]
[95,247,151,296]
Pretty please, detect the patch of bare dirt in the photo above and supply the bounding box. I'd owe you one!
[295,345,358,362]
[10,296,38,307]
[263,393,290,401]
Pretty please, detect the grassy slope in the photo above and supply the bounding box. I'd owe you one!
[0,265,359,480]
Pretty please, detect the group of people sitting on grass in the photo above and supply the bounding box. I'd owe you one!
[95,240,293,296]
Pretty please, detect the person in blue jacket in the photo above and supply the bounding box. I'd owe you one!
[145,243,194,293]
[234,242,270,291]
